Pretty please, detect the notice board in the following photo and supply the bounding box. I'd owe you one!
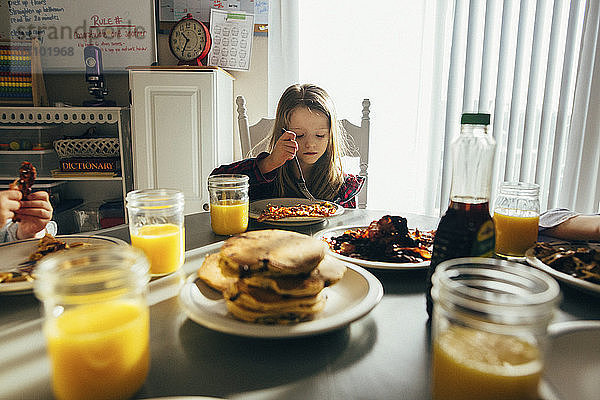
[0,0,157,72]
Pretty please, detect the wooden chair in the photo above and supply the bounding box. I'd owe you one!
[236,95,370,208]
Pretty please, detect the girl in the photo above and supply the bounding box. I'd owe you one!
[212,84,364,208]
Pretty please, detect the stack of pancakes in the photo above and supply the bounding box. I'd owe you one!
[197,229,347,324]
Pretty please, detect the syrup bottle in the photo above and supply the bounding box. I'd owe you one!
[426,113,496,318]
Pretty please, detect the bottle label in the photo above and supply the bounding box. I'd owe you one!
[472,220,495,256]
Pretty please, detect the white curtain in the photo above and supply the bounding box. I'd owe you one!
[270,0,600,215]
[267,0,299,115]
[430,0,599,215]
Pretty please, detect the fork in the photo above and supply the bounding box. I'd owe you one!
[282,128,317,201]
[293,156,317,201]
[0,260,36,275]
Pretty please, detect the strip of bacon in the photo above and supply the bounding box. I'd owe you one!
[9,161,37,222]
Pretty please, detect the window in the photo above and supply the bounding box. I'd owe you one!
[272,0,599,215]
[297,1,435,214]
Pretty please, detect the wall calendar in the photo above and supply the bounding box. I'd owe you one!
[207,9,253,71]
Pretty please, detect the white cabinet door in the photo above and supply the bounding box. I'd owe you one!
[129,68,234,214]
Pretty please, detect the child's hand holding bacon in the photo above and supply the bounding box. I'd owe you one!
[2,162,53,240]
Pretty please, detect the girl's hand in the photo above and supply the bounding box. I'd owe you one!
[14,191,53,240]
[259,130,298,174]
[0,189,22,227]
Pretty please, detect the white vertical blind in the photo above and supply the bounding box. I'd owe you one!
[534,0,570,204]
[432,0,597,216]
[562,0,600,211]
[547,0,586,209]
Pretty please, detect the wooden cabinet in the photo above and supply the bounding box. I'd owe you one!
[128,67,235,215]
[0,107,133,233]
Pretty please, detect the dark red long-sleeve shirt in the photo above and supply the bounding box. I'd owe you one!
[211,152,364,208]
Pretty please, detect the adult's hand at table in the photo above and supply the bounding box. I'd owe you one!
[543,215,600,241]
[258,130,298,174]
[0,189,22,227]
[14,191,53,240]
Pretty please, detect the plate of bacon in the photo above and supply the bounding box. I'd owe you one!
[526,241,600,296]
[250,198,344,226]
[0,234,126,294]
[315,215,436,270]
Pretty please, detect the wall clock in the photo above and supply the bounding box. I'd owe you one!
[169,13,212,66]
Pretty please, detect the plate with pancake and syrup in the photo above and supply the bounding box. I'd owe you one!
[178,229,383,338]
[249,198,344,226]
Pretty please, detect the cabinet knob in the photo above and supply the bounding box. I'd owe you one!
[203,203,209,211]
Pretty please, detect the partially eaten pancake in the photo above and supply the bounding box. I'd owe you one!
[197,253,237,292]
[220,230,327,277]
[241,255,346,296]
[225,280,324,312]
[312,255,346,287]
[242,274,324,297]
[225,293,327,324]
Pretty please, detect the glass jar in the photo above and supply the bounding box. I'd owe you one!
[493,182,540,258]
[33,245,151,400]
[208,174,249,235]
[430,257,560,400]
[126,189,185,276]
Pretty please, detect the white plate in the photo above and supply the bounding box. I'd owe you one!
[179,255,383,338]
[144,397,225,400]
[543,320,600,400]
[249,198,344,226]
[525,244,600,296]
[314,225,431,270]
[0,235,127,294]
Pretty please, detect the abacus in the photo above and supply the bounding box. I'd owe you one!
[0,39,47,106]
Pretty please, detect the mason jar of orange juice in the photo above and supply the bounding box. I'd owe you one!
[126,189,185,276]
[208,174,249,235]
[33,245,151,400]
[430,257,560,400]
[493,182,540,258]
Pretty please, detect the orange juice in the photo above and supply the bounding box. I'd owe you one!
[432,326,542,400]
[210,200,249,235]
[45,300,149,400]
[130,223,184,275]
[494,211,539,257]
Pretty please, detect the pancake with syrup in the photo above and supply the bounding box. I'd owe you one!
[197,253,347,297]
[219,230,327,277]
[196,229,347,324]
[225,293,326,324]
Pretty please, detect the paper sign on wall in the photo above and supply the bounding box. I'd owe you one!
[207,9,253,71]
[0,0,156,72]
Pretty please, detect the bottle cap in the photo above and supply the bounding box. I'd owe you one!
[461,113,490,125]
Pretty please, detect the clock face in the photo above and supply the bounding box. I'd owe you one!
[169,18,210,62]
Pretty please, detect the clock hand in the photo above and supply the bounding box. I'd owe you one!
[181,33,191,52]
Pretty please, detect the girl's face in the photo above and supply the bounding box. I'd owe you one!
[288,107,330,166]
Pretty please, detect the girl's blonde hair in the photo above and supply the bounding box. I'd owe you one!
[268,83,348,200]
